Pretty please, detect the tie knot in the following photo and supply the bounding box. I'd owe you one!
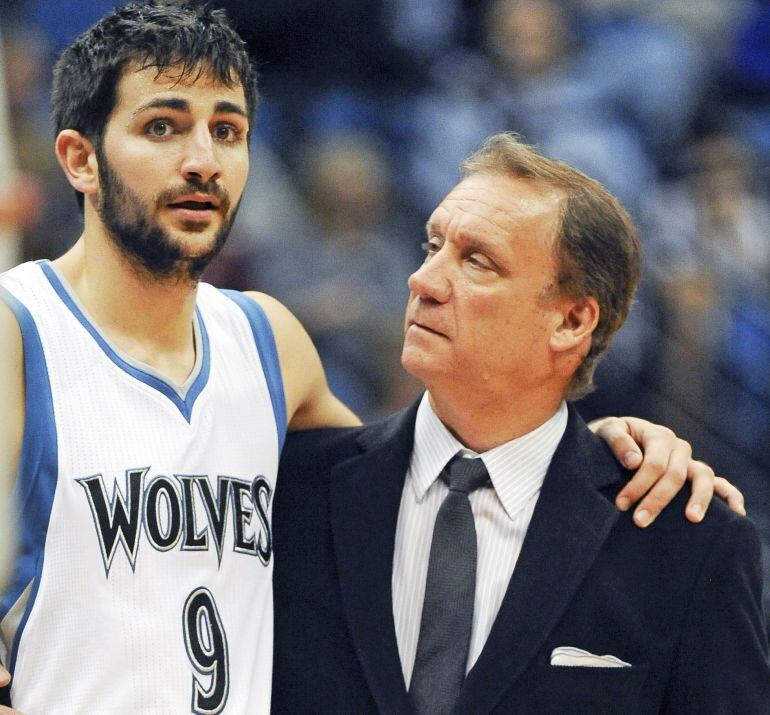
[441,455,489,494]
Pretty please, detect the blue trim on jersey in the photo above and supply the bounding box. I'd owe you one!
[221,290,287,451]
[38,261,210,423]
[0,287,58,674]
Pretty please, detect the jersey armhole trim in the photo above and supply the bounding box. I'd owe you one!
[0,286,58,675]
[221,290,288,451]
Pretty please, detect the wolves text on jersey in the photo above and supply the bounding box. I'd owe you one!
[77,469,273,577]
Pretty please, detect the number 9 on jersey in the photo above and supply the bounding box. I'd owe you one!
[183,587,230,714]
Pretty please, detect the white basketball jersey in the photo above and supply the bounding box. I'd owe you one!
[0,261,287,714]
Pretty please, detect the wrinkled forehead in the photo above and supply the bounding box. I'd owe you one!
[428,173,565,243]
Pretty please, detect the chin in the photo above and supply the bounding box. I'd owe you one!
[401,346,447,384]
[180,235,221,257]
[171,224,229,258]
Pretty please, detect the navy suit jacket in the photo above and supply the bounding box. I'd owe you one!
[272,402,770,714]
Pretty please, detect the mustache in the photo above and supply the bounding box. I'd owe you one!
[155,179,231,213]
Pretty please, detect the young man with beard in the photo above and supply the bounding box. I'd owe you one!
[0,2,744,713]
[0,4,358,712]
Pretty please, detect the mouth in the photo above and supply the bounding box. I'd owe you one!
[408,320,446,338]
[166,195,221,222]
[168,195,220,209]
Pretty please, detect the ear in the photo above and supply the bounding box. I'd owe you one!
[54,130,100,198]
[549,297,599,354]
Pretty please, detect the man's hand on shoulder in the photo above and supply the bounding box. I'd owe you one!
[243,292,361,431]
[589,416,745,528]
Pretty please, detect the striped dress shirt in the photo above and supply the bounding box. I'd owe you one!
[392,393,568,687]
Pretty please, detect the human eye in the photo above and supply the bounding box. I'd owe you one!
[144,118,176,139]
[212,123,242,143]
[466,251,495,271]
[420,237,442,259]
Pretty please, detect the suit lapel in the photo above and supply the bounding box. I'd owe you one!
[456,407,625,714]
[330,402,420,715]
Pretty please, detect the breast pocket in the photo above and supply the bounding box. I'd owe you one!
[499,663,650,714]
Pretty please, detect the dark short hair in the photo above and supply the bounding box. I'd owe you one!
[52,0,258,209]
[461,132,642,400]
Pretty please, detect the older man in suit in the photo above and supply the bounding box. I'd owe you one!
[272,133,770,714]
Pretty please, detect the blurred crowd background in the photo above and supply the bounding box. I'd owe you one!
[0,0,769,626]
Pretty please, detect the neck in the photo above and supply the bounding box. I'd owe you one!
[426,386,564,453]
[53,231,198,369]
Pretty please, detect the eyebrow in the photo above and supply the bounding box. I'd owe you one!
[132,98,189,117]
[214,101,248,119]
[425,221,506,264]
[132,98,248,119]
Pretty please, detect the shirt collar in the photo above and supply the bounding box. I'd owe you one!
[409,393,568,521]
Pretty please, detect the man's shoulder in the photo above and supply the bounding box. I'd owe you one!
[557,405,631,493]
[563,407,757,564]
[604,477,761,596]
[280,423,364,476]
[282,402,418,463]
[283,424,367,463]
[647,488,762,578]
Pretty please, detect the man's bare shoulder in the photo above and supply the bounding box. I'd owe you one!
[0,295,24,498]
[242,290,287,314]
[242,291,305,345]
[241,290,318,402]
[0,296,21,341]
[242,291,360,430]
[0,297,24,398]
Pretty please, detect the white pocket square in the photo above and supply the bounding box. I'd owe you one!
[550,646,632,668]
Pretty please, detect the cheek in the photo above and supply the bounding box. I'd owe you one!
[224,145,249,175]
[458,295,548,364]
[102,144,165,191]
[233,152,249,178]
[460,293,518,342]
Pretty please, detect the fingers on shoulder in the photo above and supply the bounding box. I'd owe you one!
[682,459,716,520]
[591,416,630,440]
[714,475,746,515]
[618,444,684,504]
[619,437,693,525]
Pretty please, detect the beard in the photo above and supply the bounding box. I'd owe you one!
[96,155,238,282]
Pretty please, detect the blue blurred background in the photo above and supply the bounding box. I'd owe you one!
[0,0,768,628]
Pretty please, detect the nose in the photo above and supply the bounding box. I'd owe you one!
[407,252,451,303]
[180,123,222,184]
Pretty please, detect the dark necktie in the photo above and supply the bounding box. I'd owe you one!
[409,455,490,715]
